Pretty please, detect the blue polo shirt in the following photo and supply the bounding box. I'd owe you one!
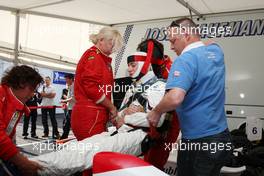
[166,42,228,139]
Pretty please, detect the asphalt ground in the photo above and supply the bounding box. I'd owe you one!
[15,113,76,158]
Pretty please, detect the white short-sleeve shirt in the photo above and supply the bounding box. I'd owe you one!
[41,85,56,106]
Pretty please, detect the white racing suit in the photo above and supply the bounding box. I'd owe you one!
[31,71,167,176]
[118,71,167,129]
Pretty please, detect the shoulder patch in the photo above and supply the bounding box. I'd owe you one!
[174,71,181,77]
[87,56,95,61]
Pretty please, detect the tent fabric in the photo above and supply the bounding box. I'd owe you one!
[0,0,264,25]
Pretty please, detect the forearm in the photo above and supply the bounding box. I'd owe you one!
[46,93,55,98]
[99,97,115,111]
[42,93,55,98]
[153,94,177,114]
[82,80,106,104]
[124,112,166,127]
[61,97,73,103]
[9,152,28,165]
[153,88,184,114]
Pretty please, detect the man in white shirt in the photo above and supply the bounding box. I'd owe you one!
[41,76,60,139]
[60,74,75,139]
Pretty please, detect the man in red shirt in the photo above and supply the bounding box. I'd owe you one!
[0,65,43,176]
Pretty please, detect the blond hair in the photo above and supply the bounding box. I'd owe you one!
[89,26,123,52]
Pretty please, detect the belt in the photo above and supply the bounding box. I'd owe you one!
[74,103,107,111]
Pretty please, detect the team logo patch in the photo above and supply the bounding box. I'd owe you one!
[87,56,95,61]
[174,71,181,77]
[6,111,20,135]
[207,51,216,59]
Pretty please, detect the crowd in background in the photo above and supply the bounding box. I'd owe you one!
[22,74,75,140]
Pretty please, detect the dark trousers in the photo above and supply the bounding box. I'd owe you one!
[23,110,37,136]
[41,107,59,137]
[61,110,72,139]
[0,159,20,176]
[177,129,233,176]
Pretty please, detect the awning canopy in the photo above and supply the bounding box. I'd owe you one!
[0,0,263,71]
[0,0,263,25]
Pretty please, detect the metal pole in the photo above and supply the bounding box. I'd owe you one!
[189,9,193,20]
[176,0,202,18]
[14,10,20,65]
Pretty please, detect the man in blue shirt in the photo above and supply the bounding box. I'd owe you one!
[147,18,232,176]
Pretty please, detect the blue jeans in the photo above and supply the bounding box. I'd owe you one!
[177,129,233,176]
